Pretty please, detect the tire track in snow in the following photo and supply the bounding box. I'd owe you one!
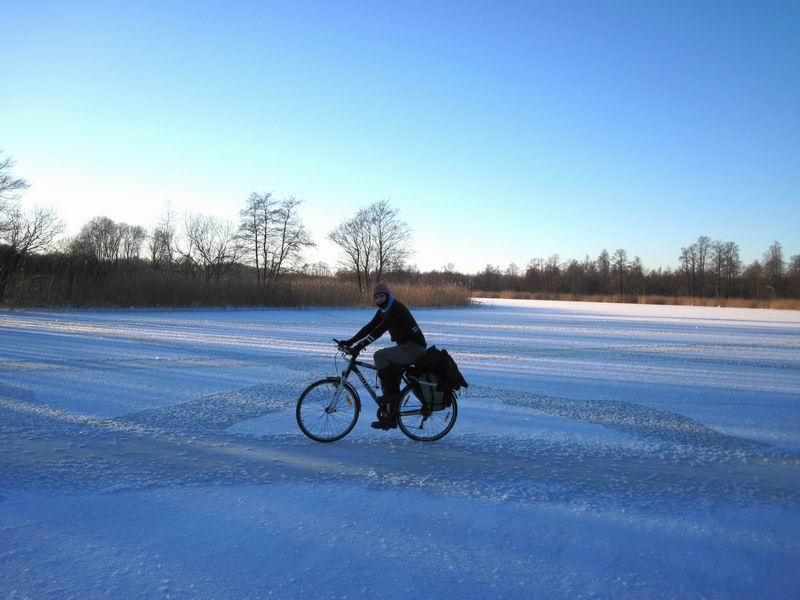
[117,383,296,430]
[471,385,768,453]
[2,385,799,511]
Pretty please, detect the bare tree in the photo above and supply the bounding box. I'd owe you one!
[523,258,543,291]
[791,255,800,276]
[722,241,741,297]
[0,152,30,205]
[238,193,314,285]
[763,240,784,295]
[328,206,374,292]
[596,249,611,293]
[544,254,560,293]
[303,261,331,277]
[0,156,63,302]
[1,153,31,239]
[70,216,124,266]
[148,204,177,271]
[743,260,764,298]
[628,255,644,294]
[329,200,413,292]
[266,196,315,284]
[789,254,800,297]
[564,258,582,293]
[368,199,411,282]
[121,224,147,263]
[181,213,242,281]
[0,205,63,302]
[475,264,503,291]
[238,192,274,285]
[506,263,520,278]
[711,240,725,298]
[612,248,628,294]
[679,244,698,296]
[695,236,711,296]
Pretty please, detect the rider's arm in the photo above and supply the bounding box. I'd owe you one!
[358,320,389,349]
[345,311,382,346]
[351,307,398,352]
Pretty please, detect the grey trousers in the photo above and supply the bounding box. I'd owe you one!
[373,342,427,371]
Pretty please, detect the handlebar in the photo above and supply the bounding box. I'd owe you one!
[333,338,359,357]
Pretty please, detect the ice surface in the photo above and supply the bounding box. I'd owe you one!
[1,300,799,598]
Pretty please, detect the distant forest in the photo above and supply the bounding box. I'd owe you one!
[2,152,798,308]
[462,237,799,302]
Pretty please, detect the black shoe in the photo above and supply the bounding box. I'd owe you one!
[370,414,397,430]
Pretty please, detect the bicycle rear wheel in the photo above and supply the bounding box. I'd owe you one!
[296,378,360,442]
[396,389,457,442]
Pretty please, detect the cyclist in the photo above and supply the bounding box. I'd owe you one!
[338,282,426,430]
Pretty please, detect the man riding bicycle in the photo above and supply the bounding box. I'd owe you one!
[337,282,426,430]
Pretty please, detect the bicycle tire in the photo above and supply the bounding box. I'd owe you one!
[296,378,361,442]
[396,388,457,442]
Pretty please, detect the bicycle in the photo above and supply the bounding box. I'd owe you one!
[296,340,458,443]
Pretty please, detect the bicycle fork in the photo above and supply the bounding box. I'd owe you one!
[325,375,348,413]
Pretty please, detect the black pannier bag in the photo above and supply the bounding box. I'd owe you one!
[415,372,451,411]
[409,346,468,412]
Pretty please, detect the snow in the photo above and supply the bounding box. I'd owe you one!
[1,299,799,599]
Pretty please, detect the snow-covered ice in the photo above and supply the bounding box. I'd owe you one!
[1,299,799,598]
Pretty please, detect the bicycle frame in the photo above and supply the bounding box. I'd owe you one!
[326,352,413,411]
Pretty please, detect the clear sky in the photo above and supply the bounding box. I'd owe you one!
[2,0,798,273]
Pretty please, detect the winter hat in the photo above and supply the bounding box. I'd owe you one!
[373,282,391,297]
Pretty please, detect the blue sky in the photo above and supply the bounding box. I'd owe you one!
[2,0,798,272]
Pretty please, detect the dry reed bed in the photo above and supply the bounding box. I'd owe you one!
[472,291,800,310]
[6,275,472,309]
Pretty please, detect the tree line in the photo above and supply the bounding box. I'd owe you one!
[457,237,799,301]
[1,150,798,306]
[0,151,417,306]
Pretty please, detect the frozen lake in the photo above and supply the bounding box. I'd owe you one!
[1,299,799,598]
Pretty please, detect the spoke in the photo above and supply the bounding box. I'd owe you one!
[320,389,337,409]
[302,385,356,439]
[305,411,327,431]
[398,399,454,439]
[298,379,359,441]
[327,413,345,430]
[323,415,337,437]
[305,408,332,433]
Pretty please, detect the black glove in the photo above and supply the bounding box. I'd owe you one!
[350,339,369,355]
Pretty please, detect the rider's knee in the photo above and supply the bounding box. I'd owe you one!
[373,348,392,370]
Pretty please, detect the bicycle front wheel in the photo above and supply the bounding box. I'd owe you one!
[296,378,361,443]
[396,389,457,442]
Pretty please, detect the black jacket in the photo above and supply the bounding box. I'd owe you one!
[347,299,426,348]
